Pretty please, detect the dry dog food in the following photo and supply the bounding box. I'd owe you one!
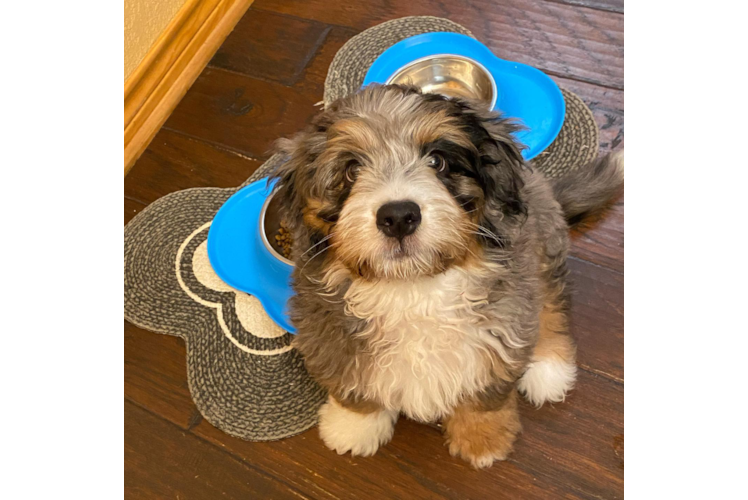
[275,222,292,260]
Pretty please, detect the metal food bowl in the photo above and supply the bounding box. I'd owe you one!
[207,178,296,332]
[260,192,294,267]
[386,54,497,110]
[364,32,566,159]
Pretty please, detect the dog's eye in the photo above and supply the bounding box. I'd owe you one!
[344,160,361,185]
[427,154,447,173]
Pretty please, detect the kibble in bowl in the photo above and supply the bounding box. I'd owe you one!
[260,192,295,266]
[274,223,293,260]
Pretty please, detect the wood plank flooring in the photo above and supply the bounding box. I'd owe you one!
[125,3,624,497]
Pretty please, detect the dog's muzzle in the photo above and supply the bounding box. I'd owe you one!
[376,200,421,241]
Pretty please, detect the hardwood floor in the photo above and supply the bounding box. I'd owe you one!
[125,2,624,498]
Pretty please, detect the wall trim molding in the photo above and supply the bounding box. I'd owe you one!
[124,0,254,175]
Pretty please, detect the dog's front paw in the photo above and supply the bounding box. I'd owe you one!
[318,397,397,457]
[445,425,520,469]
[444,395,522,469]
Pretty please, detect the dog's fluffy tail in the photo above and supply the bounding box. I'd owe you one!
[550,151,624,225]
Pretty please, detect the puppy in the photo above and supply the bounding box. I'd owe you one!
[271,84,623,468]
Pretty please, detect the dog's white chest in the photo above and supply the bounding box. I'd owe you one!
[345,269,504,421]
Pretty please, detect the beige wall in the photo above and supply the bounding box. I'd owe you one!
[124,0,189,80]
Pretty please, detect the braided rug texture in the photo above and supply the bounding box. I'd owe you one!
[124,16,600,441]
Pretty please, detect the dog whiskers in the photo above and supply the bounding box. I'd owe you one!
[300,233,335,258]
[466,222,504,247]
[300,243,333,275]
[300,234,334,273]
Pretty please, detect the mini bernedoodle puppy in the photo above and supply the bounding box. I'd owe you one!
[270,84,623,468]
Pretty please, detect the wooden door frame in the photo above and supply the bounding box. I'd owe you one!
[124,0,254,175]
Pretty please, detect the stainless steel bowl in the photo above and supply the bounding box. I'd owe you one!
[260,192,295,267]
[386,54,497,110]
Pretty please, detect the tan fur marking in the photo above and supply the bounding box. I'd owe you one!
[449,239,486,270]
[517,289,577,407]
[328,118,380,153]
[335,394,382,415]
[535,302,575,364]
[412,111,473,149]
[443,390,522,469]
[302,198,334,235]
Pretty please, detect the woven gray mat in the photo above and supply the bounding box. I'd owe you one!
[124,16,600,441]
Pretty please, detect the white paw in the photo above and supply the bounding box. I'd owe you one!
[518,357,577,407]
[318,397,397,457]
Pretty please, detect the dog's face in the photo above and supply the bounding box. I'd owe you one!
[273,85,527,280]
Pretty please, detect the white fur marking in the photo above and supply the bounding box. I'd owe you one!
[328,266,524,422]
[518,357,577,407]
[317,397,397,456]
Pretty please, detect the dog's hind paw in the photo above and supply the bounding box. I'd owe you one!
[518,357,577,407]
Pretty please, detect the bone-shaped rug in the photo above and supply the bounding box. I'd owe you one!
[124,16,599,441]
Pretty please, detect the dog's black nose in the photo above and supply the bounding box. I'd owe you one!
[376,201,421,240]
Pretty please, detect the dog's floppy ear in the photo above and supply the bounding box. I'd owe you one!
[270,110,333,230]
[460,105,528,220]
[269,138,304,231]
